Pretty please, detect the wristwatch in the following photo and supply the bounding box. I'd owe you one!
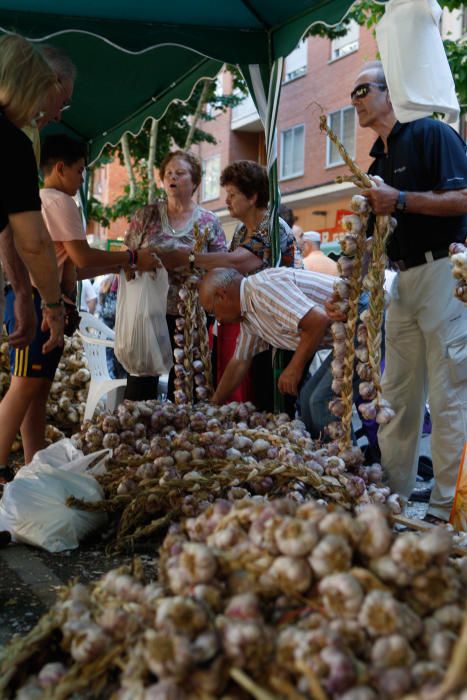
[395,191,407,212]
[188,251,196,272]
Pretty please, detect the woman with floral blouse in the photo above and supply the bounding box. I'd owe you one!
[124,150,227,400]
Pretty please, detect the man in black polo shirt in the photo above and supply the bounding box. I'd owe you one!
[353,60,467,524]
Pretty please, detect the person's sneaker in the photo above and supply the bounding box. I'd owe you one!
[0,531,11,548]
[409,486,432,502]
[423,513,447,526]
[417,456,433,481]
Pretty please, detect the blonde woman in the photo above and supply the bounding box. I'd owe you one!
[0,34,64,485]
[0,34,64,350]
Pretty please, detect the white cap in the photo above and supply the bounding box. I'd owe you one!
[303,231,321,242]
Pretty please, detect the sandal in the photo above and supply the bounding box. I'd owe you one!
[0,466,15,488]
[423,513,448,526]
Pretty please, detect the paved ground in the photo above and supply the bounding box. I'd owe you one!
[0,538,158,648]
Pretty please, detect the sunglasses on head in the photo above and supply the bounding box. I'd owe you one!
[350,82,387,101]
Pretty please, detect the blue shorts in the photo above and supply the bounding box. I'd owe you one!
[4,287,63,380]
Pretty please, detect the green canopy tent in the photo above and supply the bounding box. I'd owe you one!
[0,0,359,407]
[0,1,357,164]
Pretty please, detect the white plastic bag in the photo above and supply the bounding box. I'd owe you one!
[0,439,108,552]
[114,269,173,376]
[376,0,459,123]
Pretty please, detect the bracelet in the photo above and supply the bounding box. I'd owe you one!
[41,297,64,309]
[126,249,138,268]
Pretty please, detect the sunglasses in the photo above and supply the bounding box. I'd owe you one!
[350,82,387,101]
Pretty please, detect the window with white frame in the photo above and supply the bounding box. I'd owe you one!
[202,155,221,201]
[284,40,307,82]
[280,124,305,180]
[327,107,355,166]
[330,20,359,60]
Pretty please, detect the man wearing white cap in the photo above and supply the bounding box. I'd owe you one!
[302,231,338,276]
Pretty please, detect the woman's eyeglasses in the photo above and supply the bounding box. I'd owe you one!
[350,82,387,101]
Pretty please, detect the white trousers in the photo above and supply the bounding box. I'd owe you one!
[379,257,467,519]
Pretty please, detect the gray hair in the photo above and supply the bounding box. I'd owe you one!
[40,45,77,82]
[200,267,242,298]
[361,60,386,89]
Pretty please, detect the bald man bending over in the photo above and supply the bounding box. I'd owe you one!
[199,267,342,404]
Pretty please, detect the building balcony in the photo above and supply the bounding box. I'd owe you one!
[231,94,262,132]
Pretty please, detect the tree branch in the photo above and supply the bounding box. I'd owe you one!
[121,132,137,199]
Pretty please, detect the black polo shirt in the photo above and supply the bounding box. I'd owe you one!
[368,118,467,263]
[0,112,41,233]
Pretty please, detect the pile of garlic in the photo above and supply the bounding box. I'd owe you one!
[2,499,466,700]
[0,333,92,449]
[450,240,467,304]
[69,400,400,549]
[47,335,92,429]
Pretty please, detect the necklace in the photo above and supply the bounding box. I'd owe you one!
[159,199,198,238]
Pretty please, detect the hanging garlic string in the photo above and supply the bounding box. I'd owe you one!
[450,240,467,304]
[174,224,213,404]
[359,209,395,424]
[320,115,394,451]
[332,214,367,455]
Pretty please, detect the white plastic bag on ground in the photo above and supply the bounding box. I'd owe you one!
[0,439,108,552]
[376,0,459,123]
[114,269,173,376]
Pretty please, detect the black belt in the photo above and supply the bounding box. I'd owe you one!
[393,247,450,272]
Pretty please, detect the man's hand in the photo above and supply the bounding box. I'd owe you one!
[8,292,37,349]
[136,248,163,272]
[278,364,303,396]
[41,306,65,353]
[158,247,191,270]
[361,180,399,215]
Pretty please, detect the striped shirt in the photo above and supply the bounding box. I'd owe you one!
[234,268,335,360]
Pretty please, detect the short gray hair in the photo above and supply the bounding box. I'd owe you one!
[200,267,242,298]
[40,45,77,82]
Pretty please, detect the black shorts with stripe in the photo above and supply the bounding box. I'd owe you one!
[4,287,63,380]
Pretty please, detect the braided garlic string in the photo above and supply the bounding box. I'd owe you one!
[174,224,213,404]
[358,210,395,424]
[320,117,395,460]
[450,240,467,304]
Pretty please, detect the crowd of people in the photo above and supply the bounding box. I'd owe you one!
[0,32,466,527]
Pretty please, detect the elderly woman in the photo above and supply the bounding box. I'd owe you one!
[160,159,296,411]
[124,150,227,400]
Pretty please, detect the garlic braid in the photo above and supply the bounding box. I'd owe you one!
[321,116,395,435]
[334,220,366,454]
[360,214,393,404]
[450,240,467,304]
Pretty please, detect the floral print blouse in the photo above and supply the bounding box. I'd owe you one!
[125,202,227,315]
[229,212,296,272]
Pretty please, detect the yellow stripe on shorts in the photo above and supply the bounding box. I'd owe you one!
[14,349,20,375]
[23,346,29,376]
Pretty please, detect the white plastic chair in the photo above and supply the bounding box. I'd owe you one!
[77,312,127,420]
